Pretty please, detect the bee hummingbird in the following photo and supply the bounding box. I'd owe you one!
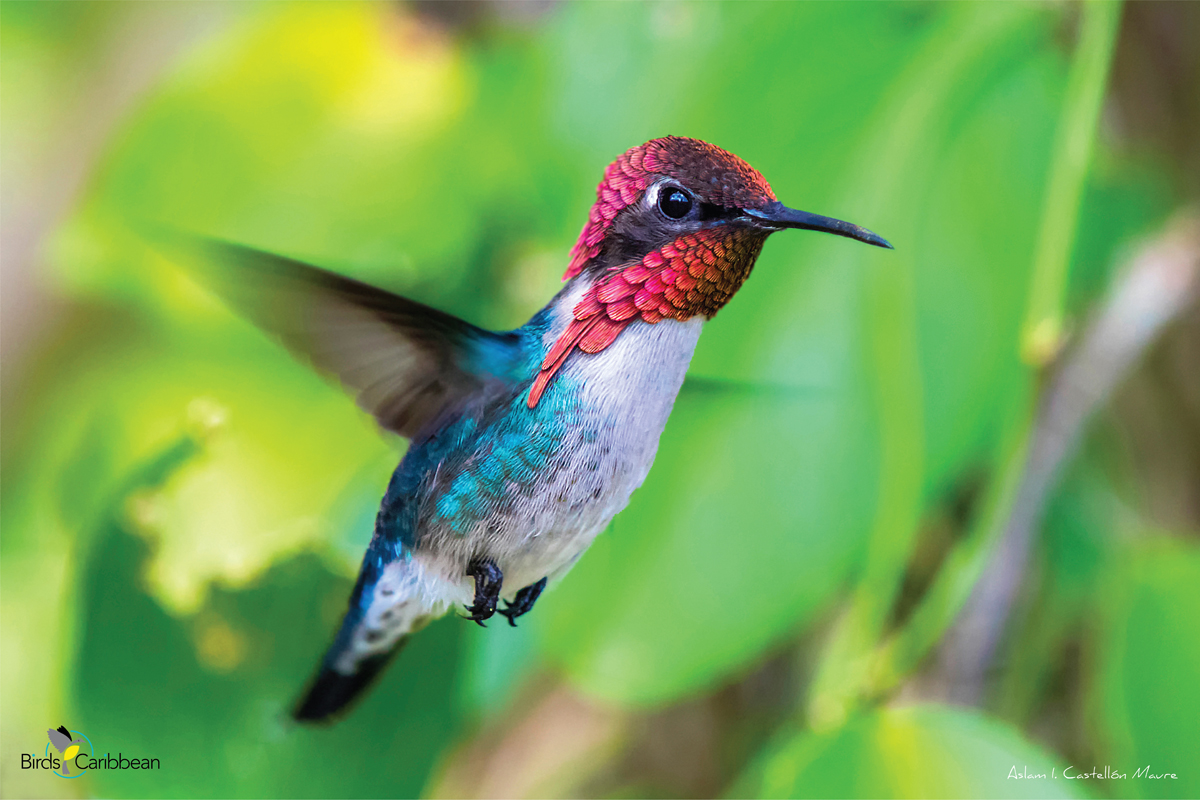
[167,136,890,721]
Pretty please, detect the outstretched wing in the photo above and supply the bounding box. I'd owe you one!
[47,728,71,753]
[154,234,530,440]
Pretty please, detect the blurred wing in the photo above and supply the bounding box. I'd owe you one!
[154,234,529,439]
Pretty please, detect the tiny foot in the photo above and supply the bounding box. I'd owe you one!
[462,558,503,626]
[496,577,548,627]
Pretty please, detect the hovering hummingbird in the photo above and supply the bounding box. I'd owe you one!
[167,137,890,721]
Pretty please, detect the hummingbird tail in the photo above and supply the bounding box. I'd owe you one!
[292,554,440,723]
[293,638,408,722]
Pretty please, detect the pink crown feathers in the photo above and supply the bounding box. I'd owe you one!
[562,137,776,280]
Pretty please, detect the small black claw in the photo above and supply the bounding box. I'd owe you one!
[462,558,503,626]
[496,577,548,627]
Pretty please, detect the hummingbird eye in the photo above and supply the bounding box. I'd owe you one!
[657,187,694,220]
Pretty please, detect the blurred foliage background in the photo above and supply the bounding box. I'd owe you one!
[2,1,1199,798]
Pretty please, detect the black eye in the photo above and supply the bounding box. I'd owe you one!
[658,187,693,220]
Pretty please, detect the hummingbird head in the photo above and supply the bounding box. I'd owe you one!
[563,136,890,321]
[529,136,891,406]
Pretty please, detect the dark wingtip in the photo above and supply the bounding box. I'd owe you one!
[293,644,405,724]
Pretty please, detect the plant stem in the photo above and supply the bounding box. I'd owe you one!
[1021,0,1123,366]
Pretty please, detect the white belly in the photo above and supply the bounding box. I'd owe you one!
[412,313,704,604]
[504,314,704,587]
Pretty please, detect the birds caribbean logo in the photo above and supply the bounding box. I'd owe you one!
[161,136,892,722]
[46,726,90,776]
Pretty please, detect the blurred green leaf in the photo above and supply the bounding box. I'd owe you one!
[458,610,539,715]
[3,301,394,612]
[1090,539,1200,799]
[734,705,1084,799]
[73,438,466,798]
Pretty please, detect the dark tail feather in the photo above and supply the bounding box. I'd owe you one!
[293,638,408,723]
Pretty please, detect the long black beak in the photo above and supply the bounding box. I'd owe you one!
[744,200,893,249]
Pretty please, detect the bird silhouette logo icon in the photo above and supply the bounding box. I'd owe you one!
[45,725,90,777]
